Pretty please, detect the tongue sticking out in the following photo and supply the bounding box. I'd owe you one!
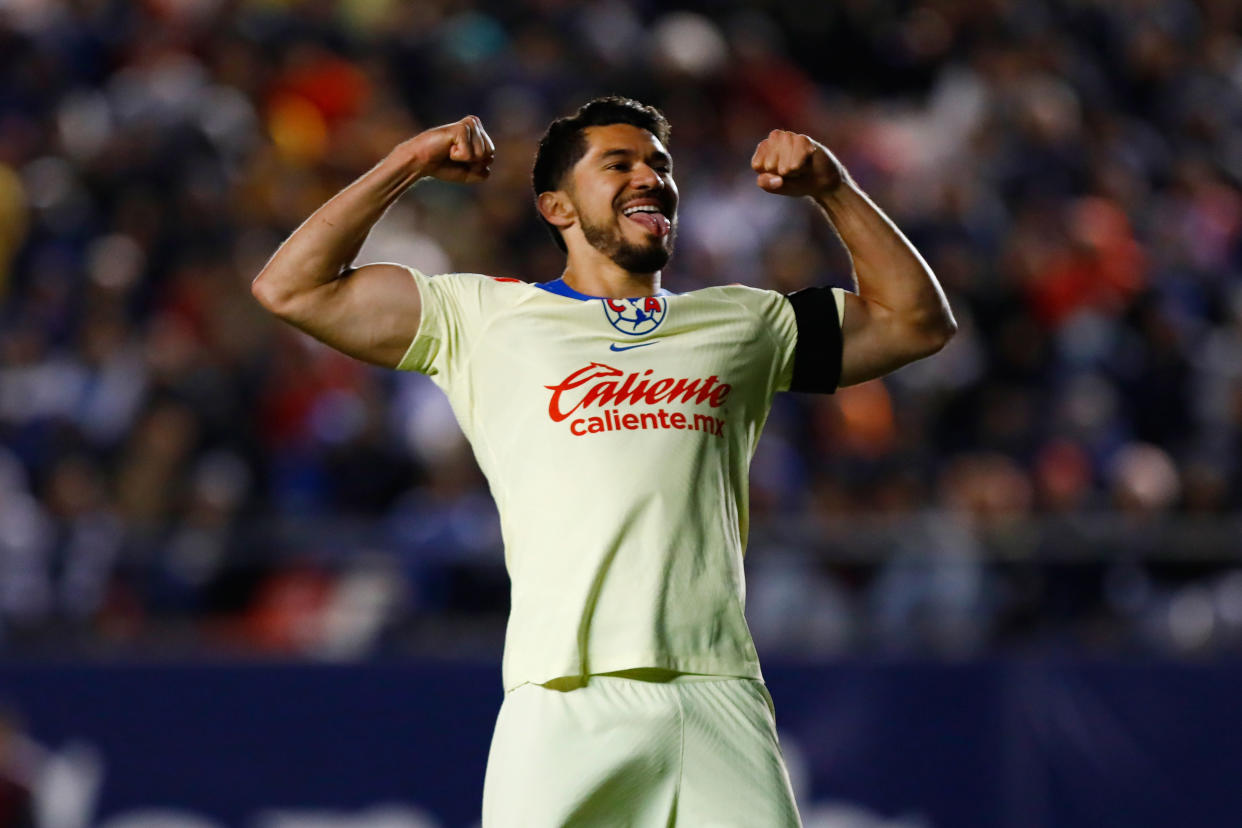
[627,211,671,238]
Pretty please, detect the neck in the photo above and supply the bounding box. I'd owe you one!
[561,248,661,299]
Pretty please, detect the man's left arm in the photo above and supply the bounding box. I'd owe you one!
[752,130,957,387]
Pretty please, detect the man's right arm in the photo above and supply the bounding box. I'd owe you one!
[251,116,495,367]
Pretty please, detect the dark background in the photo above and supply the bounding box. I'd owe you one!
[5,660,1242,828]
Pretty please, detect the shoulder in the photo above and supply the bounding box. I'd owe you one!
[680,283,790,317]
[414,270,535,304]
[685,283,783,302]
[680,285,798,353]
[416,271,528,289]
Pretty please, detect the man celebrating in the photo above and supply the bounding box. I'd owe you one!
[253,97,954,826]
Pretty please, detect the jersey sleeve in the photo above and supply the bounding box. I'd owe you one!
[722,285,800,394]
[395,268,490,378]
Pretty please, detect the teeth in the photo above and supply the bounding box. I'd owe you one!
[623,205,662,215]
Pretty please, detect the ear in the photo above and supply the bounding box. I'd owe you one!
[537,191,575,231]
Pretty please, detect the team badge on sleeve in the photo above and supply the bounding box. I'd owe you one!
[602,296,667,336]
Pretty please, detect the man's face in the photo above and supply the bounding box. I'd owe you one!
[566,123,679,273]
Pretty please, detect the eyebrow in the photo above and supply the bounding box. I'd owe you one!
[598,147,672,166]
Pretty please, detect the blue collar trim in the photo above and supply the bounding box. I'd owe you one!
[535,278,673,301]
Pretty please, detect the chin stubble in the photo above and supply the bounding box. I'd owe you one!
[580,214,676,273]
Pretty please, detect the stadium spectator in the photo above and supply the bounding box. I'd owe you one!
[1,0,1241,657]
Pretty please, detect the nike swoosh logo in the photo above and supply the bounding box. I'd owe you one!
[609,342,655,352]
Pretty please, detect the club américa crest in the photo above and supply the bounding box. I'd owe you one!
[601,296,668,336]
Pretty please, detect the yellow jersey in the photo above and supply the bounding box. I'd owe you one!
[398,269,837,691]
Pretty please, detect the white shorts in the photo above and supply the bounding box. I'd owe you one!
[481,673,802,827]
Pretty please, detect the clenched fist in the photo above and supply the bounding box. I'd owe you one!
[400,115,495,184]
[751,130,847,198]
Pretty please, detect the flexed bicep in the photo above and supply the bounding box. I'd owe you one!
[258,262,424,368]
[837,291,952,387]
[252,116,494,368]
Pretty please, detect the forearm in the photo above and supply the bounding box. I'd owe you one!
[812,180,955,339]
[252,143,424,311]
[752,129,955,385]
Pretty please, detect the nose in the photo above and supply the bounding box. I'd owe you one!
[630,162,662,190]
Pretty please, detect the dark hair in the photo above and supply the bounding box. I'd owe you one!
[532,96,671,251]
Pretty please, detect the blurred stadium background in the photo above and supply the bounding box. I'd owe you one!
[2,0,1242,825]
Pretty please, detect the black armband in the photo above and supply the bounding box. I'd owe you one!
[786,287,843,393]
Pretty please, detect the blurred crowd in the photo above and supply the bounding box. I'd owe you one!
[2,0,1242,660]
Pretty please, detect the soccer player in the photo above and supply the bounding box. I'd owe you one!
[252,97,955,826]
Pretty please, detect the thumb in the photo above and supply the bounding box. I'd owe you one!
[757,173,783,191]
